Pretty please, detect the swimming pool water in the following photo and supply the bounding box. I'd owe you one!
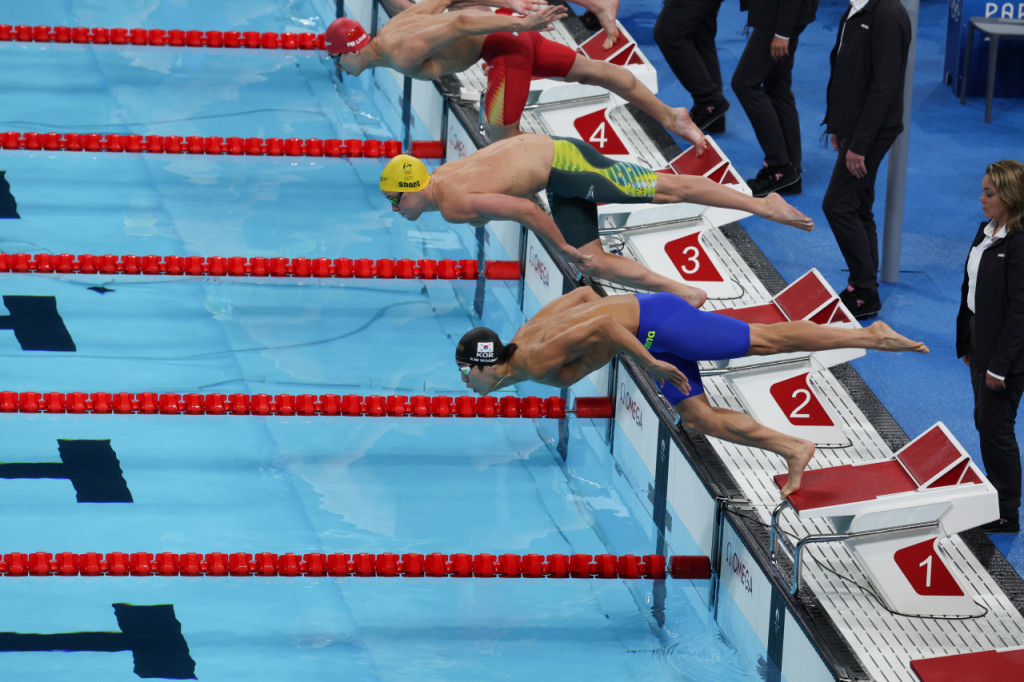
[0,0,770,678]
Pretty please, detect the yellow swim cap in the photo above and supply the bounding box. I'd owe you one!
[379,154,431,193]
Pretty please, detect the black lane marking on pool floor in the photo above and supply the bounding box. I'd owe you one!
[0,603,196,680]
[0,295,76,351]
[0,439,132,503]
[0,171,19,219]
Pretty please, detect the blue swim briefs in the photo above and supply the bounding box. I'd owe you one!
[634,292,751,405]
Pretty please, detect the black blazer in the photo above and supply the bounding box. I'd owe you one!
[822,0,910,156]
[742,0,818,37]
[956,221,1024,378]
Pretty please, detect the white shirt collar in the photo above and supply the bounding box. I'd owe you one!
[849,0,870,16]
[984,219,1006,239]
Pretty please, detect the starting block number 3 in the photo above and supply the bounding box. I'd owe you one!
[664,233,723,283]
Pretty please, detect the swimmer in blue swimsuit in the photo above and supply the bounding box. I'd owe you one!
[454,287,929,497]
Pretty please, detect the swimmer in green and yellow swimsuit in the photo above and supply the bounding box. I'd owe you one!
[378,133,814,309]
[546,136,662,248]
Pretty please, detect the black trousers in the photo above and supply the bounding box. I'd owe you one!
[821,135,896,293]
[653,0,725,106]
[731,27,804,169]
[971,357,1024,521]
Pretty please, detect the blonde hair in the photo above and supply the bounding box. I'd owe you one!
[986,159,1024,234]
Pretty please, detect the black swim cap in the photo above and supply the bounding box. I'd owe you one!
[455,327,504,365]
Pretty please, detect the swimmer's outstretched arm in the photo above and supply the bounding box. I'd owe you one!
[448,0,552,12]
[393,3,566,64]
[541,316,691,395]
[443,192,592,266]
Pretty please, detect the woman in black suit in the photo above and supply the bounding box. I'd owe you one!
[957,159,1024,534]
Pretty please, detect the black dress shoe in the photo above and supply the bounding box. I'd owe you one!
[746,163,800,197]
[778,178,801,195]
[839,287,881,320]
[980,517,1020,534]
[690,99,730,131]
[704,116,726,134]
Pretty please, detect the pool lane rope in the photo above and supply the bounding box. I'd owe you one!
[1,24,327,50]
[0,132,445,158]
[0,392,614,419]
[0,253,520,280]
[0,551,712,580]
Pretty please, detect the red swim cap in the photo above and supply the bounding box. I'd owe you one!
[324,17,370,54]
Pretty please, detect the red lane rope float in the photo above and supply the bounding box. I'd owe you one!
[0,132,445,159]
[0,551,711,579]
[0,253,520,280]
[0,393,617,419]
[0,24,326,50]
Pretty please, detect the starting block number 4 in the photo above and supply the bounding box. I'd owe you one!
[574,109,628,156]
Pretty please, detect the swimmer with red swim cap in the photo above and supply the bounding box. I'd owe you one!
[379,134,816,307]
[323,0,707,152]
[454,285,927,497]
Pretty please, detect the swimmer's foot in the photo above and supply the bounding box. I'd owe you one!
[779,441,815,499]
[666,107,707,157]
[868,321,930,354]
[672,283,708,308]
[761,192,814,232]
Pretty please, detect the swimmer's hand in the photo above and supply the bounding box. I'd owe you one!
[648,360,690,396]
[521,4,567,30]
[508,0,550,15]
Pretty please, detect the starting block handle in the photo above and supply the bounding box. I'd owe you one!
[770,500,941,595]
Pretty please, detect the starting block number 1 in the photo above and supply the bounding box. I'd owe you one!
[894,538,964,596]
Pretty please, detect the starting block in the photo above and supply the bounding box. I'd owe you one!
[770,423,998,617]
[712,268,859,375]
[709,269,859,445]
[911,645,1024,681]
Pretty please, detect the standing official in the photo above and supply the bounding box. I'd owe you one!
[956,160,1024,534]
[731,0,818,196]
[654,0,730,132]
[821,0,911,319]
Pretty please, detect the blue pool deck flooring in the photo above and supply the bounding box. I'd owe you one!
[610,0,1024,573]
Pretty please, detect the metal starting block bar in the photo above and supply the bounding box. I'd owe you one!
[769,423,998,617]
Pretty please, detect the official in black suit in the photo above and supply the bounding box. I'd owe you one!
[956,160,1024,534]
[654,0,730,131]
[822,0,910,320]
[731,0,818,197]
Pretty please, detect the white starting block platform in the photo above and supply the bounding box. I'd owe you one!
[711,269,862,447]
[770,423,999,617]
